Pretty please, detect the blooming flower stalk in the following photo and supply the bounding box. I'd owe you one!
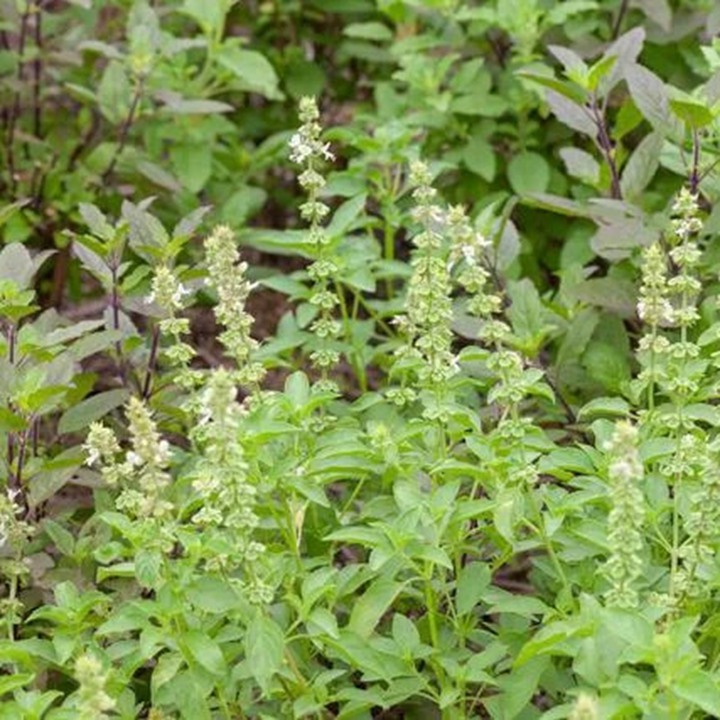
[189,368,271,604]
[603,421,645,609]
[568,693,599,720]
[289,97,341,384]
[74,654,115,720]
[204,225,265,387]
[84,398,173,520]
[394,161,457,412]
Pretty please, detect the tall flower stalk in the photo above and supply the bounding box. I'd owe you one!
[204,224,265,389]
[393,161,457,421]
[145,263,193,396]
[289,97,341,388]
[604,421,645,609]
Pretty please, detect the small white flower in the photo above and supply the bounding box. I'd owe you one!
[461,244,477,266]
[171,283,190,309]
[320,142,334,161]
[157,440,171,464]
[289,132,312,164]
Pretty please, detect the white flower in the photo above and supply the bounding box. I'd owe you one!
[288,132,334,165]
[461,244,477,266]
[171,283,190,309]
[157,439,171,464]
[289,132,312,164]
[85,447,100,467]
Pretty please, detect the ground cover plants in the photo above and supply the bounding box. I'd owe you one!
[4,0,720,718]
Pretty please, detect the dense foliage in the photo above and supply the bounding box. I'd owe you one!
[3,0,720,717]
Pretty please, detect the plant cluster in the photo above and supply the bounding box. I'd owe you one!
[4,1,720,718]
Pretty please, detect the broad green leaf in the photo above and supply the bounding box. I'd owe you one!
[545,91,596,136]
[673,670,720,716]
[587,54,617,91]
[245,614,285,693]
[79,203,115,241]
[58,388,129,435]
[186,577,244,613]
[464,135,496,181]
[578,396,630,420]
[221,186,268,226]
[625,64,670,130]
[135,548,162,589]
[217,46,281,99]
[344,22,393,41]
[620,131,663,201]
[456,562,491,616]
[185,630,226,677]
[507,152,550,195]
[97,61,132,124]
[161,98,233,114]
[0,200,30,228]
[516,71,587,104]
[559,147,599,184]
[326,194,367,237]
[307,608,340,639]
[348,578,404,638]
[42,519,75,557]
[670,97,715,128]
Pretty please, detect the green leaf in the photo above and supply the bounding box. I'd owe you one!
[285,59,326,99]
[221,186,267,225]
[161,98,234,115]
[670,97,715,128]
[545,91,596,136]
[507,152,550,195]
[0,672,34,696]
[391,613,420,653]
[584,342,631,394]
[620,131,663,201]
[344,22,392,41]
[559,147,599,184]
[217,46,281,99]
[0,200,30,229]
[516,71,587,104]
[673,669,720,716]
[464,135,496,181]
[456,562,491,616]
[307,607,340,639]
[578,396,630,421]
[245,614,285,693]
[43,519,75,557]
[182,0,229,35]
[185,630,226,677]
[285,371,311,408]
[79,203,115,241]
[348,578,404,638]
[625,64,671,130]
[135,548,162,589]
[171,143,213,193]
[58,388,129,435]
[587,54,617,91]
[326,194,367,237]
[539,447,596,477]
[97,60,131,124]
[465,643,506,682]
[186,577,245,614]
[137,161,182,192]
[122,201,169,260]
